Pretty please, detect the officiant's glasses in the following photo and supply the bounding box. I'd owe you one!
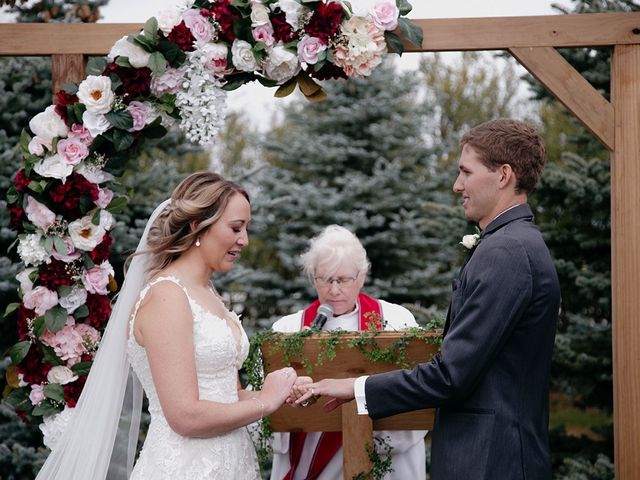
[314,273,359,289]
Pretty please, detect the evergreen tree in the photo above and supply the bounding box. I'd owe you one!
[0,0,108,22]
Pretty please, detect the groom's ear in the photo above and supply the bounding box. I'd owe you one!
[498,164,516,189]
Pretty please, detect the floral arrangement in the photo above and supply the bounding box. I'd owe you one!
[3,0,421,446]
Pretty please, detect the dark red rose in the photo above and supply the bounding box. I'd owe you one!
[203,0,239,44]
[168,21,197,52]
[305,2,345,41]
[15,410,30,423]
[86,293,112,329]
[16,304,36,342]
[54,91,79,122]
[48,172,99,220]
[309,62,348,81]
[90,233,112,263]
[8,203,26,232]
[271,13,299,43]
[64,375,87,408]
[39,259,75,290]
[14,169,31,193]
[16,347,51,385]
[103,62,152,100]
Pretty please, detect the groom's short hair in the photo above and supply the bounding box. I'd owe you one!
[460,118,546,194]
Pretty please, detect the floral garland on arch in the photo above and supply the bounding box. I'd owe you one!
[3,0,422,447]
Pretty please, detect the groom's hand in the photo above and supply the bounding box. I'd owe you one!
[294,378,356,412]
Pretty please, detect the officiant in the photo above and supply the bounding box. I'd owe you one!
[270,225,427,480]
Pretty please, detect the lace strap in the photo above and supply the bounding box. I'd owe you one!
[128,275,193,337]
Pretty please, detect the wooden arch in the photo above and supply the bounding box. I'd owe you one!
[1,12,639,478]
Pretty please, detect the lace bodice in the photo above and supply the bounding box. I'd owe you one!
[127,276,259,480]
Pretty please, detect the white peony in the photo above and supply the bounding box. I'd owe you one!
[17,234,50,266]
[231,40,259,72]
[75,163,115,184]
[28,105,69,142]
[77,76,114,114]
[81,111,111,138]
[68,216,106,252]
[157,8,182,35]
[108,36,151,68]
[33,154,74,183]
[274,0,310,30]
[263,44,300,83]
[16,268,37,294]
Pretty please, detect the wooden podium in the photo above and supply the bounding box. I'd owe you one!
[260,331,439,479]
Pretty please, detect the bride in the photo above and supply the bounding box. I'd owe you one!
[36,171,297,479]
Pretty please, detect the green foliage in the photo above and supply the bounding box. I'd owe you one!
[0,0,109,23]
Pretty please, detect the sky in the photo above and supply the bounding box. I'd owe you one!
[99,0,573,129]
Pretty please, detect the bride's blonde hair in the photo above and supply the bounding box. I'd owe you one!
[134,171,249,276]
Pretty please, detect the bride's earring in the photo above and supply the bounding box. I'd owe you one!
[195,238,201,247]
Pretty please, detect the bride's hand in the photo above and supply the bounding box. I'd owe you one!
[286,376,314,406]
[259,367,297,414]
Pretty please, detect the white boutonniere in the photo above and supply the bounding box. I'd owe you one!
[460,230,481,250]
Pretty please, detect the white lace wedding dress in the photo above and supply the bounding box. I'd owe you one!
[127,276,260,479]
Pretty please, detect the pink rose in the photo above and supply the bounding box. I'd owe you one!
[297,36,327,64]
[23,286,59,316]
[202,43,233,76]
[96,187,114,209]
[369,0,399,31]
[182,9,213,45]
[28,136,53,156]
[68,124,93,146]
[25,196,56,230]
[56,137,89,166]
[252,24,275,47]
[52,237,81,262]
[81,261,114,295]
[29,384,46,405]
[126,101,154,132]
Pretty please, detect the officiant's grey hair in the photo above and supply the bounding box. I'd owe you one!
[300,225,371,281]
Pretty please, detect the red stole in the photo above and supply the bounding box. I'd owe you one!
[284,294,382,480]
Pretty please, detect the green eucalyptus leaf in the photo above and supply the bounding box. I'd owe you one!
[45,306,68,333]
[398,17,423,49]
[148,51,168,77]
[6,184,19,204]
[112,129,135,152]
[144,17,159,38]
[385,31,404,55]
[32,401,61,417]
[52,236,68,256]
[19,129,31,157]
[4,302,20,318]
[86,57,108,76]
[396,0,412,16]
[106,195,128,214]
[73,305,90,320]
[42,236,54,254]
[9,341,30,365]
[43,383,65,402]
[115,56,133,68]
[71,361,92,376]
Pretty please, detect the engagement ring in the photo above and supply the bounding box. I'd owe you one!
[301,400,311,407]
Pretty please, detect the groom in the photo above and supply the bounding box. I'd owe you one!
[297,119,560,479]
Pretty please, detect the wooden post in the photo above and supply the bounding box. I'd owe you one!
[611,43,640,480]
[51,53,85,96]
[341,401,373,478]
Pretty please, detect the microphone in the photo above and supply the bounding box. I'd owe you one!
[310,304,333,330]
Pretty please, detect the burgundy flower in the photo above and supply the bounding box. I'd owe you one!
[103,62,152,100]
[90,233,112,263]
[86,293,112,329]
[14,169,31,193]
[310,62,348,81]
[54,91,79,122]
[203,0,239,44]
[8,203,26,232]
[39,259,75,290]
[167,21,197,52]
[16,304,36,342]
[48,172,99,220]
[271,13,299,43]
[16,347,51,385]
[63,375,87,408]
[305,2,345,41]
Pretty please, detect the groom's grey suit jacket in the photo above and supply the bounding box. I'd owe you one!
[365,204,560,480]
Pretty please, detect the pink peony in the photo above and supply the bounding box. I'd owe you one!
[23,286,59,316]
[29,384,46,405]
[51,237,81,262]
[202,43,233,76]
[25,196,56,230]
[75,323,101,351]
[56,137,89,166]
[40,319,85,364]
[252,24,275,47]
[150,67,185,96]
[369,0,399,31]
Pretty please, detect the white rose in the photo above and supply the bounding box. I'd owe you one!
[82,111,111,138]
[33,154,74,183]
[274,0,310,30]
[231,40,259,72]
[77,76,114,114]
[17,234,50,266]
[29,105,69,142]
[16,268,37,294]
[157,8,182,35]
[59,286,88,314]
[108,36,151,69]
[460,233,480,250]
[250,2,271,26]
[47,365,78,385]
[68,216,106,251]
[263,44,300,84]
